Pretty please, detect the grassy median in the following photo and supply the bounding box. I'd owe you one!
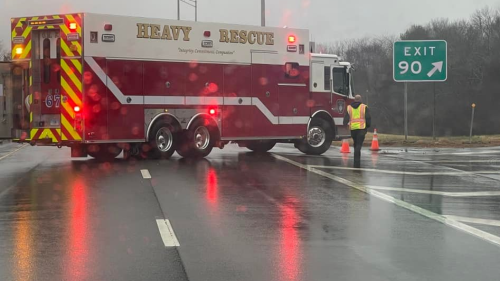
[333,133,500,148]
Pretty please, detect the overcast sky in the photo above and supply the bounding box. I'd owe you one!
[1,0,499,49]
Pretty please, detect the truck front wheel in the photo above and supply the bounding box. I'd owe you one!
[296,118,334,155]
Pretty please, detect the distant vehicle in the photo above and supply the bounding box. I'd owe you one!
[10,13,354,160]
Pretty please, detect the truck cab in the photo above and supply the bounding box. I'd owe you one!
[310,54,354,139]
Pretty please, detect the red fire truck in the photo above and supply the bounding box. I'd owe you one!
[10,13,354,160]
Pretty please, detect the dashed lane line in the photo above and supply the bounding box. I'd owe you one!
[141,169,152,179]
[272,153,500,247]
[366,185,500,197]
[156,219,181,247]
[141,169,180,247]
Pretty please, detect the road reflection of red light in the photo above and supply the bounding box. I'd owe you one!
[206,168,218,204]
[14,211,33,281]
[279,200,302,281]
[66,178,89,281]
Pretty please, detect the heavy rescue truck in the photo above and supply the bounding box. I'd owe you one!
[10,13,354,160]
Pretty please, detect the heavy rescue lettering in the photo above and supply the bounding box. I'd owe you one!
[137,23,192,41]
[219,29,274,45]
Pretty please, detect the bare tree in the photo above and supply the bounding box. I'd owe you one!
[318,6,500,136]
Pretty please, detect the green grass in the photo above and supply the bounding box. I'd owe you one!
[333,133,500,148]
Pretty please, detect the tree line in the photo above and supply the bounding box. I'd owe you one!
[319,7,500,136]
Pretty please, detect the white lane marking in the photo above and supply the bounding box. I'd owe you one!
[272,154,500,247]
[367,185,500,197]
[141,169,152,179]
[422,159,500,163]
[444,215,500,227]
[0,144,27,162]
[307,165,500,176]
[156,219,180,247]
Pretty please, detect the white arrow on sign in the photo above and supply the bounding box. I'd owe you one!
[427,61,443,77]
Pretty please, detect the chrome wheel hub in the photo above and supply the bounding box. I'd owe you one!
[156,127,173,152]
[308,126,325,147]
[194,126,210,150]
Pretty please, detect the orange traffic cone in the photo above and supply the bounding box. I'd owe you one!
[340,139,351,153]
[370,129,381,151]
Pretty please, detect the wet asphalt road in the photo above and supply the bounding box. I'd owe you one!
[1,143,500,281]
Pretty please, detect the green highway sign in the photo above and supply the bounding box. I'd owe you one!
[393,40,447,82]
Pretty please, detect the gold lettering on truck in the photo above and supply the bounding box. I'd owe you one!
[219,29,229,43]
[219,29,274,45]
[180,26,192,41]
[239,30,248,44]
[150,24,161,39]
[161,25,172,40]
[137,23,150,38]
[136,23,191,41]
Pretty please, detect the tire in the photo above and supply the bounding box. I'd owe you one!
[177,118,216,158]
[87,144,122,161]
[296,118,334,155]
[147,122,178,160]
[246,140,276,153]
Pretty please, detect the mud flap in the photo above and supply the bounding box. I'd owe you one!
[71,144,88,157]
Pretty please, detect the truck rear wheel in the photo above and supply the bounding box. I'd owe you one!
[177,119,215,158]
[147,122,178,160]
[246,140,276,153]
[88,144,122,161]
[296,118,334,155]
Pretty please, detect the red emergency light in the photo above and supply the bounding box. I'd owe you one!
[204,31,211,37]
[74,106,81,113]
[288,35,296,43]
[104,24,113,31]
[208,108,216,115]
[69,23,77,30]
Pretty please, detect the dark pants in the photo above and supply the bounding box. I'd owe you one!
[351,129,367,168]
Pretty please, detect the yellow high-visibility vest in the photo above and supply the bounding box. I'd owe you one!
[347,104,367,130]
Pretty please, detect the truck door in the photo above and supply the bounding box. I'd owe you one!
[31,29,61,130]
[331,66,350,137]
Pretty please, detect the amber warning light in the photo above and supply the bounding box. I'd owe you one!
[288,35,296,43]
[15,47,23,55]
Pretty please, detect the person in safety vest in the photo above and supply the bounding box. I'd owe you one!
[343,95,372,168]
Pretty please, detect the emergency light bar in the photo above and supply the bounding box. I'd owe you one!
[29,19,64,26]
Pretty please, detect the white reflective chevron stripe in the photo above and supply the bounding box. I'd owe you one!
[85,56,143,105]
[223,97,252,105]
[186,96,223,105]
[144,96,185,105]
[84,57,346,126]
[279,116,310,124]
[251,97,279,124]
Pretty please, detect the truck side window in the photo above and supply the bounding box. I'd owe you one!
[333,67,347,95]
[324,66,331,91]
[284,62,300,78]
[43,39,51,84]
[56,38,61,83]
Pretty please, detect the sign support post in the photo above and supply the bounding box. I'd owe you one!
[393,40,447,140]
[404,82,408,141]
